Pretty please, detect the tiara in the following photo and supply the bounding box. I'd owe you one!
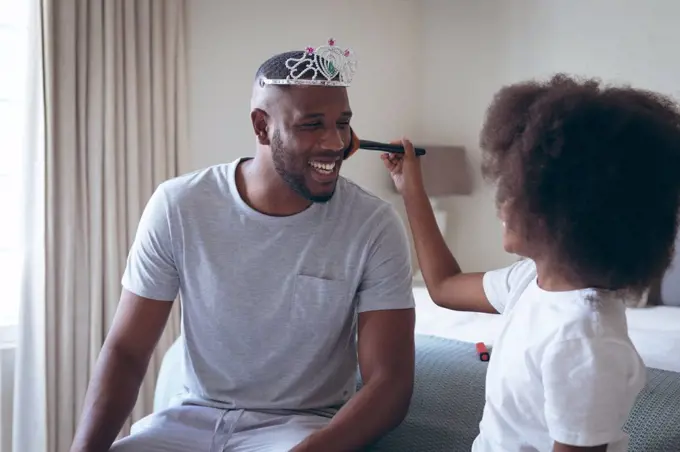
[260,38,357,87]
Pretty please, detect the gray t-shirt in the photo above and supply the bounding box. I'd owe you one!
[122,157,415,411]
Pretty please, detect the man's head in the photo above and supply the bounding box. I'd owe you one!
[250,50,354,203]
[480,74,680,293]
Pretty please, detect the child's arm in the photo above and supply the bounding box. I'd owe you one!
[402,180,497,313]
[381,138,498,314]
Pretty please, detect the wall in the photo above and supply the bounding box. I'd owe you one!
[421,0,680,271]
[187,0,424,203]
[420,1,511,272]
[188,0,680,272]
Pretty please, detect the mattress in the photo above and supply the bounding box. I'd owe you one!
[155,335,680,451]
[413,286,680,373]
[367,335,680,452]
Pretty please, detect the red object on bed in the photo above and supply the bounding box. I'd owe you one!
[476,342,490,362]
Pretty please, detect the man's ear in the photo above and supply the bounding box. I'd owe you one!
[250,108,270,145]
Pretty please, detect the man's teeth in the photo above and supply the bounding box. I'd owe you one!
[309,161,336,173]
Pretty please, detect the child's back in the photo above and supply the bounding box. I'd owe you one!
[475,259,645,451]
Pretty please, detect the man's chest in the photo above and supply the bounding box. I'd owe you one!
[172,219,364,344]
[175,210,367,279]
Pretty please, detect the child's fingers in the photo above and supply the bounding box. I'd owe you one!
[381,153,397,171]
[401,137,416,161]
[390,153,404,164]
[385,151,401,163]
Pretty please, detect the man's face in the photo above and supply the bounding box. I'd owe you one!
[268,86,352,203]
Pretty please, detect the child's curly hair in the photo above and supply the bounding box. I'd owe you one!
[480,74,680,293]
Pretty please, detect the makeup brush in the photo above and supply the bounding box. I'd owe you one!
[343,127,427,159]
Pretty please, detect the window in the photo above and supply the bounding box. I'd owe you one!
[0,0,31,335]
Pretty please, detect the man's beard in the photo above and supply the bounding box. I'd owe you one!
[271,130,336,203]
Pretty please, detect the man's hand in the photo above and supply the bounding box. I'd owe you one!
[291,308,415,451]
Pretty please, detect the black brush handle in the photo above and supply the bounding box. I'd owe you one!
[359,140,427,156]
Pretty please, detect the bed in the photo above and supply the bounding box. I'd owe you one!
[412,285,680,373]
[413,233,680,374]
[155,281,680,413]
[153,249,680,450]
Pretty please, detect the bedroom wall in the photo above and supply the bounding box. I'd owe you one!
[187,0,680,273]
[186,0,424,203]
[421,0,680,271]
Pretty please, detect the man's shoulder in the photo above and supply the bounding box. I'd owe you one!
[333,178,409,255]
[337,176,395,221]
[157,162,234,203]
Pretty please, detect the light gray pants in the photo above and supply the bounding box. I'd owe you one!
[110,405,331,452]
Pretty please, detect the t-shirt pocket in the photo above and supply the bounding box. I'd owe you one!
[291,274,353,342]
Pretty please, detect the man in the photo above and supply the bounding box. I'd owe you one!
[70,39,416,452]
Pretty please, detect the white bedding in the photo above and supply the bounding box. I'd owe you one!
[413,286,680,373]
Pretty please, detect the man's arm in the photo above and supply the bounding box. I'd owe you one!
[293,308,415,451]
[70,290,173,452]
[71,184,180,451]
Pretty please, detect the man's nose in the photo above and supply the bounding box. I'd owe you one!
[321,128,345,152]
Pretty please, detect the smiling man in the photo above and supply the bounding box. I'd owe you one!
[249,54,352,204]
[70,40,416,452]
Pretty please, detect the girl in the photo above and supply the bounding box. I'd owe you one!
[383,74,680,452]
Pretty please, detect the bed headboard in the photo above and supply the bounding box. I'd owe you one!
[648,233,680,306]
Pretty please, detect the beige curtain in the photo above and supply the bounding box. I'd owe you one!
[13,1,188,451]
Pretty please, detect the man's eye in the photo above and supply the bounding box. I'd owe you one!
[337,122,350,128]
[300,122,323,128]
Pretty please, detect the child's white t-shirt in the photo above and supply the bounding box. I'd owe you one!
[471,259,646,452]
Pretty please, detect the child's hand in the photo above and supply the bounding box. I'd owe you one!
[380,137,424,195]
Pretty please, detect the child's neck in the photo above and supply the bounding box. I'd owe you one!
[534,259,589,292]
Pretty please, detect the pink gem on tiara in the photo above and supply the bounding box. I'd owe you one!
[344,49,350,56]
[305,46,314,54]
[328,38,335,46]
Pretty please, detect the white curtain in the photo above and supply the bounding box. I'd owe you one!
[12,0,47,450]
[13,1,188,451]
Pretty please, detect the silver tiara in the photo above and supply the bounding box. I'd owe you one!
[260,38,357,87]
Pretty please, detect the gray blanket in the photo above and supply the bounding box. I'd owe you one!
[360,334,680,452]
